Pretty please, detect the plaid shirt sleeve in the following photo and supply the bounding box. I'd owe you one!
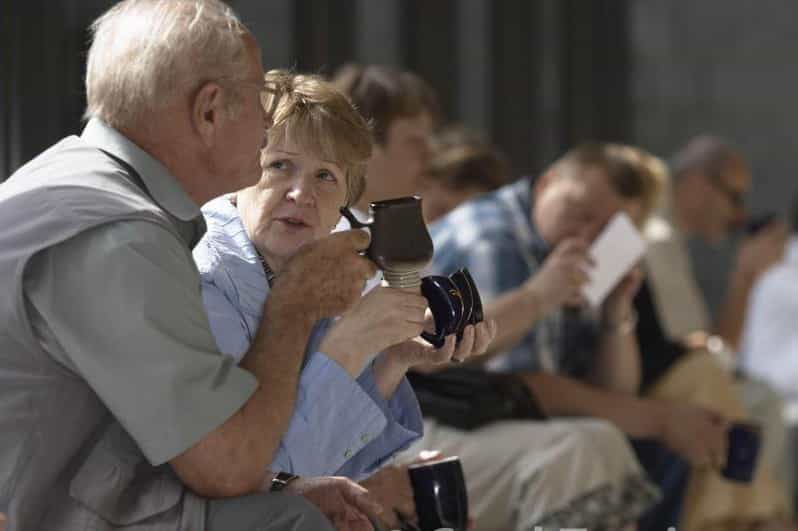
[430,197,543,372]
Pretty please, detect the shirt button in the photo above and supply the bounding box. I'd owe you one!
[360,434,371,443]
[344,449,353,458]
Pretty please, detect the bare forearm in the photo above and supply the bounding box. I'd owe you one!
[172,302,314,498]
[372,354,408,400]
[590,330,641,394]
[714,269,755,352]
[521,372,664,438]
[476,285,543,362]
[239,299,315,463]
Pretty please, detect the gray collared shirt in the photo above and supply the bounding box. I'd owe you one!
[2,119,257,529]
[23,119,257,464]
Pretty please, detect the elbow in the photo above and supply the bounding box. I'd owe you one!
[176,466,263,498]
[171,447,266,498]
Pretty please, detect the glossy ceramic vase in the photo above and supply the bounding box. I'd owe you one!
[340,196,433,289]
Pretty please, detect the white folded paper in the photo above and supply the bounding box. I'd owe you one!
[582,212,647,307]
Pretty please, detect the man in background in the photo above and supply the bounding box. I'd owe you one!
[652,135,787,350]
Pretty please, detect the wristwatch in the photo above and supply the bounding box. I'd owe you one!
[270,471,299,492]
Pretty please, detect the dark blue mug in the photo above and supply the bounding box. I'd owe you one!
[722,421,762,483]
[407,456,469,531]
[421,268,484,348]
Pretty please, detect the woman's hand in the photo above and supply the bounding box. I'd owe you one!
[320,286,429,377]
[387,318,498,372]
[370,318,497,398]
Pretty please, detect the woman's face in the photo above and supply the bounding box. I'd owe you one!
[238,137,348,266]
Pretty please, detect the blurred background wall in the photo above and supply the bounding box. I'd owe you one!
[2,0,796,215]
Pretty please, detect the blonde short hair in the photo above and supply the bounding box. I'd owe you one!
[263,70,374,206]
[554,143,667,224]
[85,0,250,130]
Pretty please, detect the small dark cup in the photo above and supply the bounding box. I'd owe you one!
[421,268,484,348]
[451,268,484,326]
[407,456,469,531]
[420,276,464,348]
[450,271,474,328]
[722,422,762,483]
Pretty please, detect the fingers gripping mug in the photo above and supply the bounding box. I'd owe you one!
[341,198,484,348]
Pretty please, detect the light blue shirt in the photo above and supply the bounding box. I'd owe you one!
[193,197,423,479]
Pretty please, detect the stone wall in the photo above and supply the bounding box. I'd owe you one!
[629,0,798,214]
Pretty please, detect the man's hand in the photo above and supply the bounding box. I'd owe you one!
[359,451,444,529]
[735,221,788,282]
[658,401,728,468]
[360,464,416,529]
[320,287,428,376]
[525,238,593,314]
[286,476,382,531]
[276,230,377,321]
[0,512,6,531]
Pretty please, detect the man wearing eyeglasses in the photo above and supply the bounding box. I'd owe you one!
[0,1,386,531]
[643,135,795,507]
[646,135,787,353]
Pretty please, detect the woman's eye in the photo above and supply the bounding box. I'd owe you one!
[318,170,337,183]
[268,159,288,171]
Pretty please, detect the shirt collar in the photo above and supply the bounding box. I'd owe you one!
[81,118,201,222]
[787,235,798,263]
[507,177,550,262]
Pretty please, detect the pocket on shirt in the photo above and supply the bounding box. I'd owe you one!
[69,422,183,526]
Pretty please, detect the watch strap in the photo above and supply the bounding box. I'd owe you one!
[270,471,299,492]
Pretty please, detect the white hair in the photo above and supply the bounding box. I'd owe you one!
[85,0,251,130]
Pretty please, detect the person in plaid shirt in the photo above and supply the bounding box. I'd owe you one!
[429,144,715,529]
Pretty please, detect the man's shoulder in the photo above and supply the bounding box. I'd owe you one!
[430,184,522,248]
[2,135,166,224]
[7,134,123,188]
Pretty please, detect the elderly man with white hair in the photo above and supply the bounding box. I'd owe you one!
[0,1,386,530]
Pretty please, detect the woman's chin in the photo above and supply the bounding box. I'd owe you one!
[268,237,311,261]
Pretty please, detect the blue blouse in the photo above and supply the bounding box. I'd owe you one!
[193,197,422,479]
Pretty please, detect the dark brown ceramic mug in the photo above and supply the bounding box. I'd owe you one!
[340,196,433,289]
[341,198,484,348]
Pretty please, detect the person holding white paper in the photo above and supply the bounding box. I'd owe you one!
[429,143,736,529]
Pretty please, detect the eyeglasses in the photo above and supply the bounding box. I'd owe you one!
[215,76,281,125]
[709,173,746,209]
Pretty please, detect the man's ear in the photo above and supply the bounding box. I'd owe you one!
[191,81,224,147]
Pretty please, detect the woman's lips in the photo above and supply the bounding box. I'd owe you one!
[275,216,310,228]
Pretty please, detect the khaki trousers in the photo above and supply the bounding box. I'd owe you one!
[648,352,791,531]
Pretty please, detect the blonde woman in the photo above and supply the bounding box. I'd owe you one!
[194,70,495,529]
